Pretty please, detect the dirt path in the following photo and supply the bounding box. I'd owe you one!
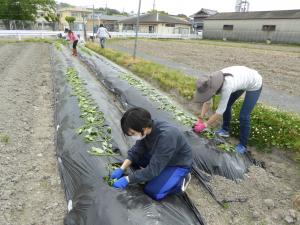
[107,39,300,114]
[0,43,65,225]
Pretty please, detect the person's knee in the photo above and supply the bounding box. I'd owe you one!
[144,185,166,201]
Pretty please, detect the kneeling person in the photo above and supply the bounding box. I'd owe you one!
[111,107,193,200]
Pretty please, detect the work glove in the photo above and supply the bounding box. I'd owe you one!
[193,118,203,128]
[193,121,207,133]
[113,176,129,189]
[110,168,124,179]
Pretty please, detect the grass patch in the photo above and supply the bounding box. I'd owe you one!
[231,101,300,152]
[86,42,196,100]
[0,133,10,144]
[85,42,300,155]
[78,45,93,56]
[0,38,54,44]
[222,202,230,209]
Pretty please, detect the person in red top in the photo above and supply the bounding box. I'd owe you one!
[66,29,79,56]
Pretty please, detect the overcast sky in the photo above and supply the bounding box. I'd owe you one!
[57,0,300,15]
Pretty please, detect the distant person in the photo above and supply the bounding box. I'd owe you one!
[65,29,79,56]
[96,24,111,48]
[110,107,193,200]
[193,66,263,154]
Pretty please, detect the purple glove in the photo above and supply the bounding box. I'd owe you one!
[110,168,124,179]
[113,176,129,189]
[193,122,207,133]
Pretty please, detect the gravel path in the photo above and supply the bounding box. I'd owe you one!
[0,43,65,225]
[107,39,300,114]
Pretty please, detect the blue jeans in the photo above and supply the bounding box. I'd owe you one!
[99,37,106,48]
[133,155,190,201]
[222,87,262,147]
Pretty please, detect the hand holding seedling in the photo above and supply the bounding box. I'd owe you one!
[113,176,129,189]
[110,168,124,179]
[193,120,207,133]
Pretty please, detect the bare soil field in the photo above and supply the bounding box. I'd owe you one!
[107,39,300,96]
[0,43,65,225]
[0,41,299,225]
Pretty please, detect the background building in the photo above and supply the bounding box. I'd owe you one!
[86,14,128,32]
[203,9,300,44]
[119,13,191,34]
[190,8,217,32]
[58,7,91,31]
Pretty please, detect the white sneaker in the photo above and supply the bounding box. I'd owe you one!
[181,173,191,192]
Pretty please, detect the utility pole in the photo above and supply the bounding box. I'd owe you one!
[133,0,141,59]
[92,4,95,41]
[153,0,156,11]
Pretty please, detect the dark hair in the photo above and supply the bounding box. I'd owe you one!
[100,24,104,27]
[121,107,153,136]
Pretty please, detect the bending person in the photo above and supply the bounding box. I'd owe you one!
[193,66,263,154]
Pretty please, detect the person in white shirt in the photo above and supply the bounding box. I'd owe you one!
[193,66,263,154]
[96,24,111,48]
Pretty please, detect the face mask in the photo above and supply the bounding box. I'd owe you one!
[131,134,146,141]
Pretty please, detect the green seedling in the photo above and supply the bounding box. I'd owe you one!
[0,133,10,144]
[120,73,197,127]
[103,176,117,186]
[87,147,118,156]
[66,67,119,158]
[217,143,235,153]
[55,42,62,51]
[201,130,215,139]
[222,202,230,209]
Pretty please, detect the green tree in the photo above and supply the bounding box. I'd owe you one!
[44,12,59,30]
[96,7,129,16]
[0,0,56,21]
[65,16,75,30]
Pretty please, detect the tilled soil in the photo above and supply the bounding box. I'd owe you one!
[0,43,65,225]
[107,39,300,97]
[1,41,299,225]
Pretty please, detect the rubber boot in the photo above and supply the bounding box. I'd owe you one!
[72,49,75,56]
[74,48,78,56]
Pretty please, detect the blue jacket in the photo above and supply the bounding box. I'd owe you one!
[127,120,193,184]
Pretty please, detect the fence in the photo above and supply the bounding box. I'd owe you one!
[0,30,61,40]
[88,31,203,39]
[0,19,202,40]
[0,19,59,31]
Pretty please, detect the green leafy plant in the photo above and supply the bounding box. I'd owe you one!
[231,101,300,152]
[0,133,10,144]
[103,176,117,186]
[66,67,119,157]
[103,162,122,186]
[55,41,62,51]
[120,73,197,127]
